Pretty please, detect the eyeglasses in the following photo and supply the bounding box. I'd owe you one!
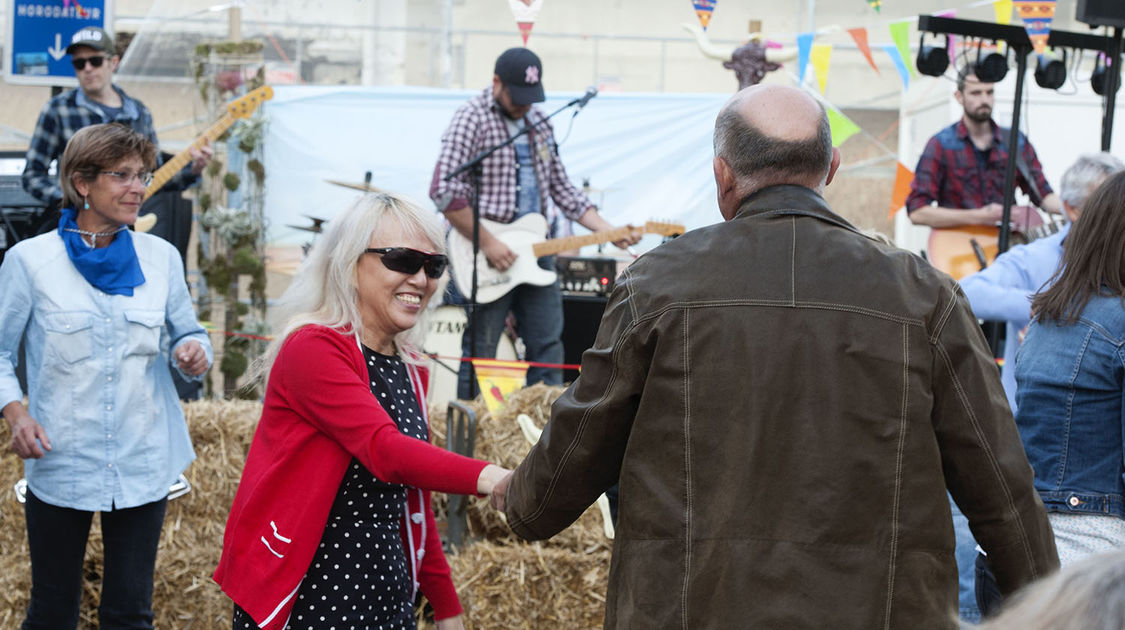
[72,56,106,70]
[100,170,154,187]
[364,247,448,279]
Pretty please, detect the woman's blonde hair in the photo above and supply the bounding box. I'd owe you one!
[253,192,446,382]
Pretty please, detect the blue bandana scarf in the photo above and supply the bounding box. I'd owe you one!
[58,207,146,296]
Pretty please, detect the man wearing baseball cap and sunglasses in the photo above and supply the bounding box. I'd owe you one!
[22,26,212,212]
[431,47,640,400]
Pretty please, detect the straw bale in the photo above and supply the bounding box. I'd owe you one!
[0,399,262,628]
[421,540,611,630]
[0,383,614,627]
[430,384,614,553]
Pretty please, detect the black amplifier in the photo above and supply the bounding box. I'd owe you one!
[556,255,617,296]
[1078,0,1125,28]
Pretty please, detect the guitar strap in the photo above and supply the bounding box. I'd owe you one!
[1009,135,1044,208]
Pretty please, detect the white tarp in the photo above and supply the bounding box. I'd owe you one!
[262,85,730,249]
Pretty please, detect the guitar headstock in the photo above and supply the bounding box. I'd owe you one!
[226,85,274,119]
[644,220,686,237]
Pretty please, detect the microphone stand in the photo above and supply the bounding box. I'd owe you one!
[444,94,591,398]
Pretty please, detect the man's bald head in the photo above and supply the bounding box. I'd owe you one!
[713,85,834,201]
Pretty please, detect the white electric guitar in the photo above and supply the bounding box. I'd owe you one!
[447,213,684,304]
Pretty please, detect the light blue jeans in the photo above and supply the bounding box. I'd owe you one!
[950,494,982,623]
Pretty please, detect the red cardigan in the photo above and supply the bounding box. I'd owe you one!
[213,325,487,628]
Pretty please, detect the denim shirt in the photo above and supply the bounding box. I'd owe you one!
[960,225,1068,413]
[1014,294,1125,518]
[0,230,213,511]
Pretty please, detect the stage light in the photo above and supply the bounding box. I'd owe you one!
[974,40,1009,83]
[1034,50,1067,90]
[1091,54,1120,96]
[916,34,950,77]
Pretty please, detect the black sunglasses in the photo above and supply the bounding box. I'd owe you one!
[72,56,106,70]
[364,247,448,279]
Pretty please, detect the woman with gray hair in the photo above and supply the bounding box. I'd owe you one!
[0,122,213,627]
[215,192,509,630]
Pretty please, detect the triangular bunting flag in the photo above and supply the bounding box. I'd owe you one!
[1014,0,1056,55]
[867,0,881,12]
[472,359,529,415]
[811,44,832,93]
[994,0,1014,25]
[692,0,717,30]
[888,20,916,80]
[797,32,815,86]
[848,28,880,75]
[826,107,861,147]
[508,0,544,44]
[882,43,910,88]
[889,162,914,219]
[517,22,534,44]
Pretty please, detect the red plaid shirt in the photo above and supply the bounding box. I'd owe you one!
[906,119,1052,213]
[429,88,593,228]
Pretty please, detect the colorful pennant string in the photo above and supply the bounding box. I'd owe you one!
[508,0,544,45]
[1014,0,1056,55]
[692,0,717,31]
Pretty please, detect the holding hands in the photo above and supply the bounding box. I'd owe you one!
[489,470,513,512]
[476,464,513,498]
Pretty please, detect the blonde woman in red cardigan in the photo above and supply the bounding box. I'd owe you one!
[214,192,509,630]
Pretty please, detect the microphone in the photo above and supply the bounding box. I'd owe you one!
[573,87,598,109]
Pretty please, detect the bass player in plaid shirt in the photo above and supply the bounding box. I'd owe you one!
[430,47,639,400]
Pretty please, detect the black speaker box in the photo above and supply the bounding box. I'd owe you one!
[1077,0,1125,28]
[561,293,608,382]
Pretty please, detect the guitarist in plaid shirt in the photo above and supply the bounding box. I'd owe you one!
[430,47,639,400]
[906,65,1061,229]
[21,27,211,213]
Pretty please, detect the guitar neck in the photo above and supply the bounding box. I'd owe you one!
[532,226,634,257]
[143,113,236,201]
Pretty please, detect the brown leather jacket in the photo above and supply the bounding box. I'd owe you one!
[505,185,1058,629]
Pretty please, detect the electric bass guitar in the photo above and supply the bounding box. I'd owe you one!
[142,85,274,202]
[927,206,1054,280]
[447,213,685,303]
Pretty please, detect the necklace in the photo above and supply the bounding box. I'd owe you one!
[65,225,125,247]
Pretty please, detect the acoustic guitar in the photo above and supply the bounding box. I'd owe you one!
[447,213,685,304]
[926,205,1056,280]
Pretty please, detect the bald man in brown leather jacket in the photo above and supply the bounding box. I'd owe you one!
[494,84,1058,629]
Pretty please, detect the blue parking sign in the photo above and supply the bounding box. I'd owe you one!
[6,0,113,86]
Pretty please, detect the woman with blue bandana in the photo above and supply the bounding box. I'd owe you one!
[0,123,213,629]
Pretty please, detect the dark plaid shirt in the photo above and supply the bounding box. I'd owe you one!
[429,88,592,229]
[906,119,1052,213]
[21,84,197,206]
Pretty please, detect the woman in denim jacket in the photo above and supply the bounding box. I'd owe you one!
[1015,170,1125,566]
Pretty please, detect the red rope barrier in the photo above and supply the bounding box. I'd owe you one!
[202,328,582,370]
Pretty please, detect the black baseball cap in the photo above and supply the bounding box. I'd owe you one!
[494,48,545,105]
[66,26,116,55]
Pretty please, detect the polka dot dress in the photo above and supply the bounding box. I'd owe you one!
[233,347,430,630]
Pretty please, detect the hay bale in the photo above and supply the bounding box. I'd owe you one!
[0,383,614,628]
[421,540,611,630]
[0,399,262,628]
[430,385,614,553]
